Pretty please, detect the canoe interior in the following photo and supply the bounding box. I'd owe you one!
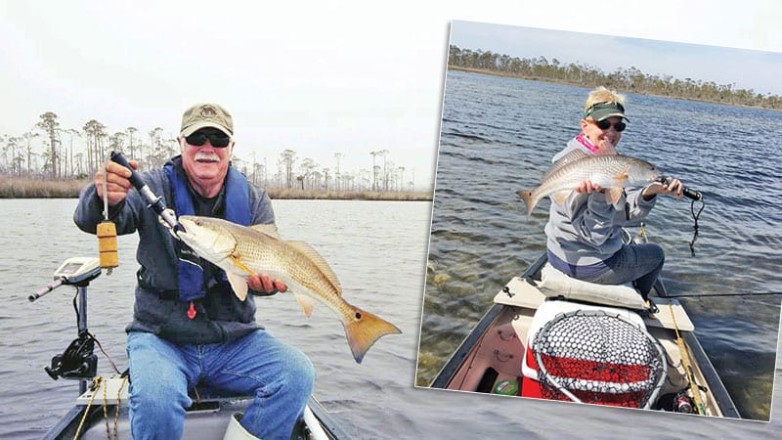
[431,255,740,418]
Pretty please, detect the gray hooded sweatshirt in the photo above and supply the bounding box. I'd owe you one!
[544,136,656,267]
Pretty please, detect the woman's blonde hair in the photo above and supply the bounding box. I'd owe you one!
[583,86,626,114]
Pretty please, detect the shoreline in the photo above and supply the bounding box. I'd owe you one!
[449,66,781,112]
[0,176,433,201]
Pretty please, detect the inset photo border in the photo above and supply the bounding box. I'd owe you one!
[416,20,782,422]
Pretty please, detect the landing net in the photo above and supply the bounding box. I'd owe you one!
[532,310,667,409]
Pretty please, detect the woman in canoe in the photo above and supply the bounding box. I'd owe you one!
[544,87,683,302]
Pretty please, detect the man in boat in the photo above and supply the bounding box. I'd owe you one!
[545,87,684,301]
[74,103,314,440]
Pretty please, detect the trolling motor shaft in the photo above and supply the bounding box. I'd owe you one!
[109,151,180,231]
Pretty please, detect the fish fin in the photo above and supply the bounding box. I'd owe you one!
[249,223,281,239]
[613,172,630,184]
[227,272,249,301]
[230,254,256,276]
[594,142,618,156]
[287,241,342,293]
[552,190,571,205]
[341,304,401,363]
[550,149,589,167]
[294,292,316,318]
[516,190,535,215]
[606,187,624,205]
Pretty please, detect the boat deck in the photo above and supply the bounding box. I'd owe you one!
[45,380,349,440]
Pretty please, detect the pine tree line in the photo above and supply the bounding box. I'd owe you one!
[449,45,782,110]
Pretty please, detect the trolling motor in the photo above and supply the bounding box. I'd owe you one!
[656,175,705,256]
[31,258,103,392]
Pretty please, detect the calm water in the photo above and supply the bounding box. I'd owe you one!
[0,188,781,439]
[1,198,432,439]
[417,70,782,427]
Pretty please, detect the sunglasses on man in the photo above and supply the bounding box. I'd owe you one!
[185,130,231,148]
[592,119,626,132]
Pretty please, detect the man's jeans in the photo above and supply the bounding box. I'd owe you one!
[127,330,315,440]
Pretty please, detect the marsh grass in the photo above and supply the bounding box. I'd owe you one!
[0,176,432,201]
[268,188,432,201]
[0,176,88,198]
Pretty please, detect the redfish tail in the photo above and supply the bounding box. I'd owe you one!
[342,305,401,364]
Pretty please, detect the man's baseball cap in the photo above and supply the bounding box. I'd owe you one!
[180,103,233,136]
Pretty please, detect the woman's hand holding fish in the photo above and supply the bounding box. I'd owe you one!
[575,180,602,193]
[642,177,683,201]
[96,160,139,206]
[248,273,288,296]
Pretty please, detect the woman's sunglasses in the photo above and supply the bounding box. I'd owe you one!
[593,119,626,132]
[185,131,231,148]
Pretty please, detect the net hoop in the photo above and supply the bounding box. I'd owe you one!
[532,309,667,409]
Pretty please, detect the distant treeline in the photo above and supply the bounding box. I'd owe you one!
[1,113,423,194]
[449,45,782,110]
[0,176,432,201]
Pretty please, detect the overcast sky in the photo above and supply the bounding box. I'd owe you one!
[1,1,780,189]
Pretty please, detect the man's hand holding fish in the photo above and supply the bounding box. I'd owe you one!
[247,273,288,295]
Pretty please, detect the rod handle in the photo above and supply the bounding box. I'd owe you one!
[109,151,180,231]
[109,151,145,190]
[660,176,702,201]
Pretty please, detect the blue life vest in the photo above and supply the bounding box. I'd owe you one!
[164,159,251,302]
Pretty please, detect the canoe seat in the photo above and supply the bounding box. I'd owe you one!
[535,263,650,310]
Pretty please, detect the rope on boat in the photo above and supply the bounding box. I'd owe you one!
[72,375,128,440]
[102,374,127,440]
[73,377,102,440]
[668,304,705,415]
[668,291,782,298]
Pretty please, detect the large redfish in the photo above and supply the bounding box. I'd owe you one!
[517,152,661,214]
[176,215,401,363]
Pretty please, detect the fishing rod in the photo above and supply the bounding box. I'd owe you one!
[109,151,181,232]
[666,291,782,298]
[656,175,704,257]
